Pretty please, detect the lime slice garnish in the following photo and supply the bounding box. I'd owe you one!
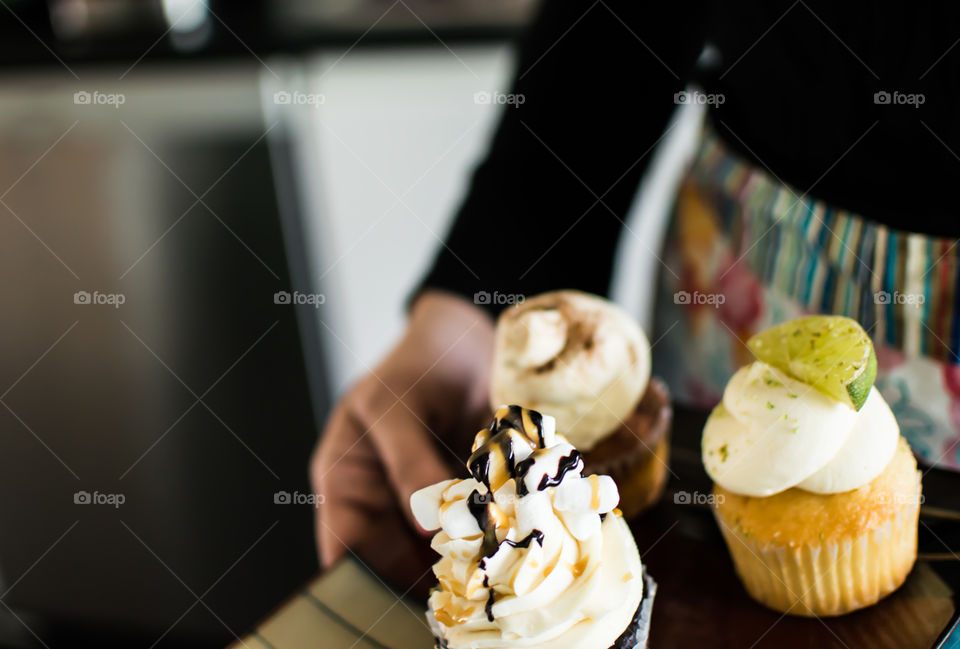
[746,315,877,410]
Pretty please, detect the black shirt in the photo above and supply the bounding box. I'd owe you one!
[419,0,960,315]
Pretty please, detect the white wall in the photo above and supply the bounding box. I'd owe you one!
[266,46,515,393]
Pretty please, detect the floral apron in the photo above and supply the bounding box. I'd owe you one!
[653,127,960,471]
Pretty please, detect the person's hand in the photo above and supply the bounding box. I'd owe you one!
[310,290,494,595]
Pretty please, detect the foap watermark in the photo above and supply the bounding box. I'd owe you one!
[74,290,125,308]
[875,491,925,506]
[274,290,325,307]
[874,290,925,306]
[471,490,494,505]
[273,90,325,107]
[74,90,125,108]
[674,290,725,307]
[673,490,724,506]
[469,489,520,509]
[675,90,725,107]
[474,91,525,108]
[274,490,324,507]
[474,291,525,306]
[74,490,126,508]
[874,90,925,108]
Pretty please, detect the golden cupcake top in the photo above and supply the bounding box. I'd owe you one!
[714,436,919,546]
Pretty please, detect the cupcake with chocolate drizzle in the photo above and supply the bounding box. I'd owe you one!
[490,290,672,518]
[411,405,656,649]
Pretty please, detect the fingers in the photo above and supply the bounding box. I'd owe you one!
[312,404,383,567]
[311,402,439,594]
[355,384,455,532]
[311,415,345,568]
[323,493,437,596]
[311,293,494,570]
[350,504,439,598]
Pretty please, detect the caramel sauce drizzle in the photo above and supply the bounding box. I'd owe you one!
[570,556,590,578]
[450,405,601,627]
[434,597,477,626]
[467,405,545,493]
[462,406,557,624]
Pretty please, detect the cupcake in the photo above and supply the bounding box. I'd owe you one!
[703,315,921,617]
[411,405,657,649]
[490,290,671,518]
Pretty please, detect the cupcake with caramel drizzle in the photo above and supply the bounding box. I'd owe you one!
[411,406,655,649]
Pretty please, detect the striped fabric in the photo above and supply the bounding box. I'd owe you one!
[689,133,959,362]
[652,127,960,470]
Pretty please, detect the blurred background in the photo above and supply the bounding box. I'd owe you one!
[0,0,699,647]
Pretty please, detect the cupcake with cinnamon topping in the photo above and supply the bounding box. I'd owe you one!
[411,405,656,649]
[490,291,671,517]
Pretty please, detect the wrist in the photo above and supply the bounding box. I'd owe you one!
[409,290,494,346]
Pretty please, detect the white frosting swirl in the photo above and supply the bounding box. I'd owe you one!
[490,291,651,450]
[702,362,899,497]
[410,408,644,649]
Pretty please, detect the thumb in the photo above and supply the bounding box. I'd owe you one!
[363,398,456,532]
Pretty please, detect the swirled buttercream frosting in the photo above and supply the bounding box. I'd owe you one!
[411,405,644,649]
[702,362,899,497]
[490,291,651,451]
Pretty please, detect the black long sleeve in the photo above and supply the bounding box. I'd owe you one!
[417,0,707,315]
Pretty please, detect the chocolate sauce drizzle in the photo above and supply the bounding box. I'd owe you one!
[467,405,547,491]
[537,450,582,491]
[484,577,495,622]
[477,529,543,623]
[459,406,559,625]
[467,437,516,488]
[502,529,544,549]
[515,449,582,496]
[466,489,501,558]
[494,405,543,439]
[466,489,489,530]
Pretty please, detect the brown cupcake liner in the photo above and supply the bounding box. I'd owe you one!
[582,378,673,518]
[609,568,658,649]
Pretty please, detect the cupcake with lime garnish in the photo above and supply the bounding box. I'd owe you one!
[703,315,921,617]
